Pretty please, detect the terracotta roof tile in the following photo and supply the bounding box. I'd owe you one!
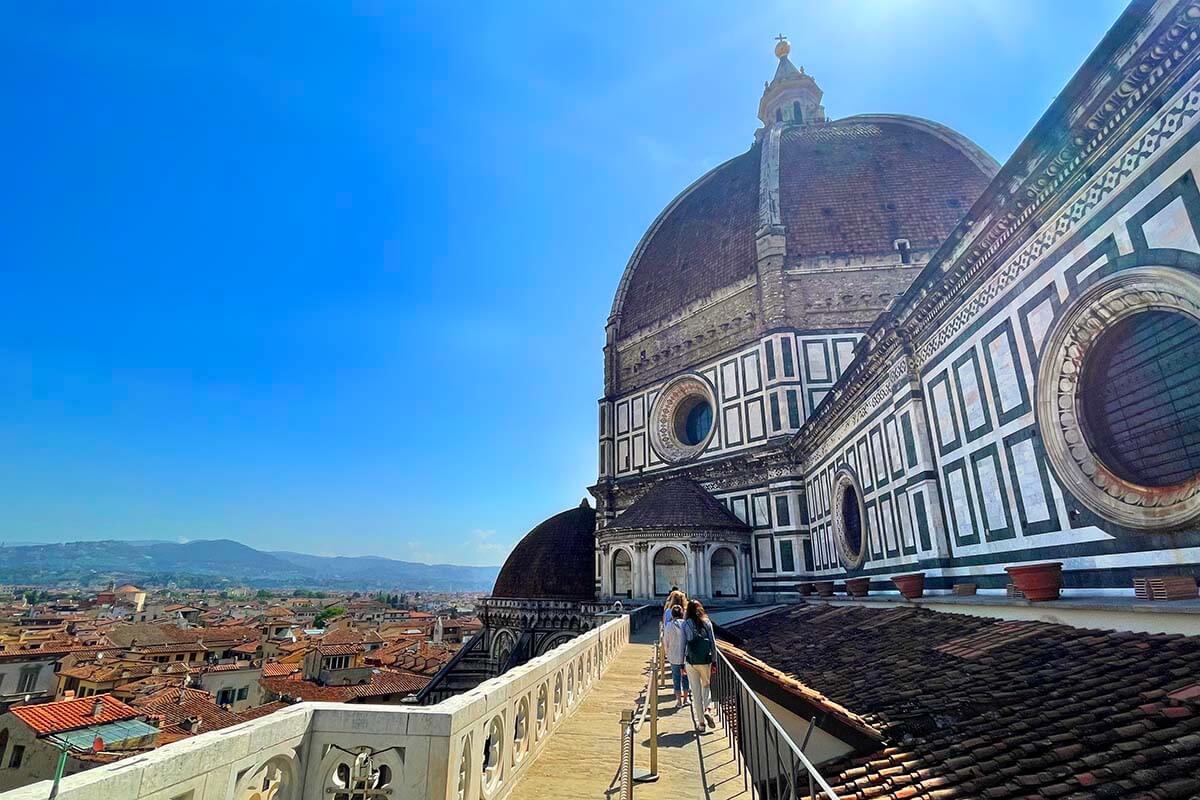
[619,145,761,334]
[133,687,244,732]
[259,669,429,703]
[731,604,1200,799]
[607,478,749,532]
[778,121,990,259]
[262,662,299,678]
[10,695,139,735]
[235,701,289,721]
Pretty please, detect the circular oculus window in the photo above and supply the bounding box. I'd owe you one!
[1037,266,1200,529]
[831,468,867,569]
[649,374,718,463]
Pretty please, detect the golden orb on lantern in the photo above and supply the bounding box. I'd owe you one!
[774,34,790,58]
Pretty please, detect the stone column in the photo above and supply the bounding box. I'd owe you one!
[740,543,754,599]
[634,542,650,599]
[690,542,710,599]
[599,543,611,598]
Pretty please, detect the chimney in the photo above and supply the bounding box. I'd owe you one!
[91,698,104,717]
[184,716,202,734]
[64,689,76,700]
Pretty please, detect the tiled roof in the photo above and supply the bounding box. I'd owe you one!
[344,669,428,699]
[320,628,365,645]
[615,118,992,336]
[0,642,102,659]
[618,145,761,334]
[236,700,289,721]
[492,501,597,600]
[199,661,257,673]
[10,694,139,735]
[607,478,750,532]
[778,120,990,259]
[132,642,207,653]
[259,669,429,703]
[719,641,881,744]
[262,662,300,677]
[106,623,260,649]
[134,687,244,732]
[58,660,157,684]
[315,643,361,656]
[732,604,1200,799]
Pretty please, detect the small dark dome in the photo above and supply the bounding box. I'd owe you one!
[491,500,597,600]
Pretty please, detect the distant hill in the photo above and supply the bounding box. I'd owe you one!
[268,551,499,591]
[0,539,500,592]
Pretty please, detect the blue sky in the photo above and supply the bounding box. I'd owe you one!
[0,1,1129,566]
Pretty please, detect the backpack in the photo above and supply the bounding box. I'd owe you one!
[686,621,713,664]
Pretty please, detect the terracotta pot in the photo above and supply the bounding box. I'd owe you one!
[815,581,835,597]
[892,572,925,599]
[797,582,814,597]
[846,577,871,598]
[1005,562,1063,602]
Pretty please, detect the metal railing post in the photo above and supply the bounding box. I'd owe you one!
[633,629,659,783]
[619,708,634,800]
[647,650,659,778]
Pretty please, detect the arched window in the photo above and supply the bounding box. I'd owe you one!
[710,548,738,598]
[653,548,687,596]
[775,107,783,123]
[612,550,632,598]
[792,101,803,122]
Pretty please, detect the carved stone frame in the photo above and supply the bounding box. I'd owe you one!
[648,373,718,464]
[1036,266,1200,530]
[831,466,867,569]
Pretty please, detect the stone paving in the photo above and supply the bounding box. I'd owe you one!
[509,625,752,799]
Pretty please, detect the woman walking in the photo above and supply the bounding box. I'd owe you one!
[662,603,690,706]
[683,599,717,733]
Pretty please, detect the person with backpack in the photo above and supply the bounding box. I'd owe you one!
[683,599,717,733]
[662,603,690,707]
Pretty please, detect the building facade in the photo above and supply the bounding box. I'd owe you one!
[592,1,1200,600]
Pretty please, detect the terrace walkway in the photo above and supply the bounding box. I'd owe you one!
[509,624,751,800]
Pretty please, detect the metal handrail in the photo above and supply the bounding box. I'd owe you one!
[712,645,840,799]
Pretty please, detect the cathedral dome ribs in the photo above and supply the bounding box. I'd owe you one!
[607,37,996,350]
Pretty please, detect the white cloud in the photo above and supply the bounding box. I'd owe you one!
[468,529,506,556]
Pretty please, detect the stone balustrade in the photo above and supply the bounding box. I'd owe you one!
[0,613,633,800]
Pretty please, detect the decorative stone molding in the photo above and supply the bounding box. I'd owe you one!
[831,467,868,569]
[648,373,718,463]
[787,7,1200,467]
[1037,266,1200,530]
[597,528,750,547]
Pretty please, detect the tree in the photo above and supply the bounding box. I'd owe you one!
[256,589,273,601]
[313,606,346,628]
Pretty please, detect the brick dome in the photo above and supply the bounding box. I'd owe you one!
[610,115,996,336]
[491,500,597,600]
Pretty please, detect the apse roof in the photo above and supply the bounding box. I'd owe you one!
[606,477,750,532]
